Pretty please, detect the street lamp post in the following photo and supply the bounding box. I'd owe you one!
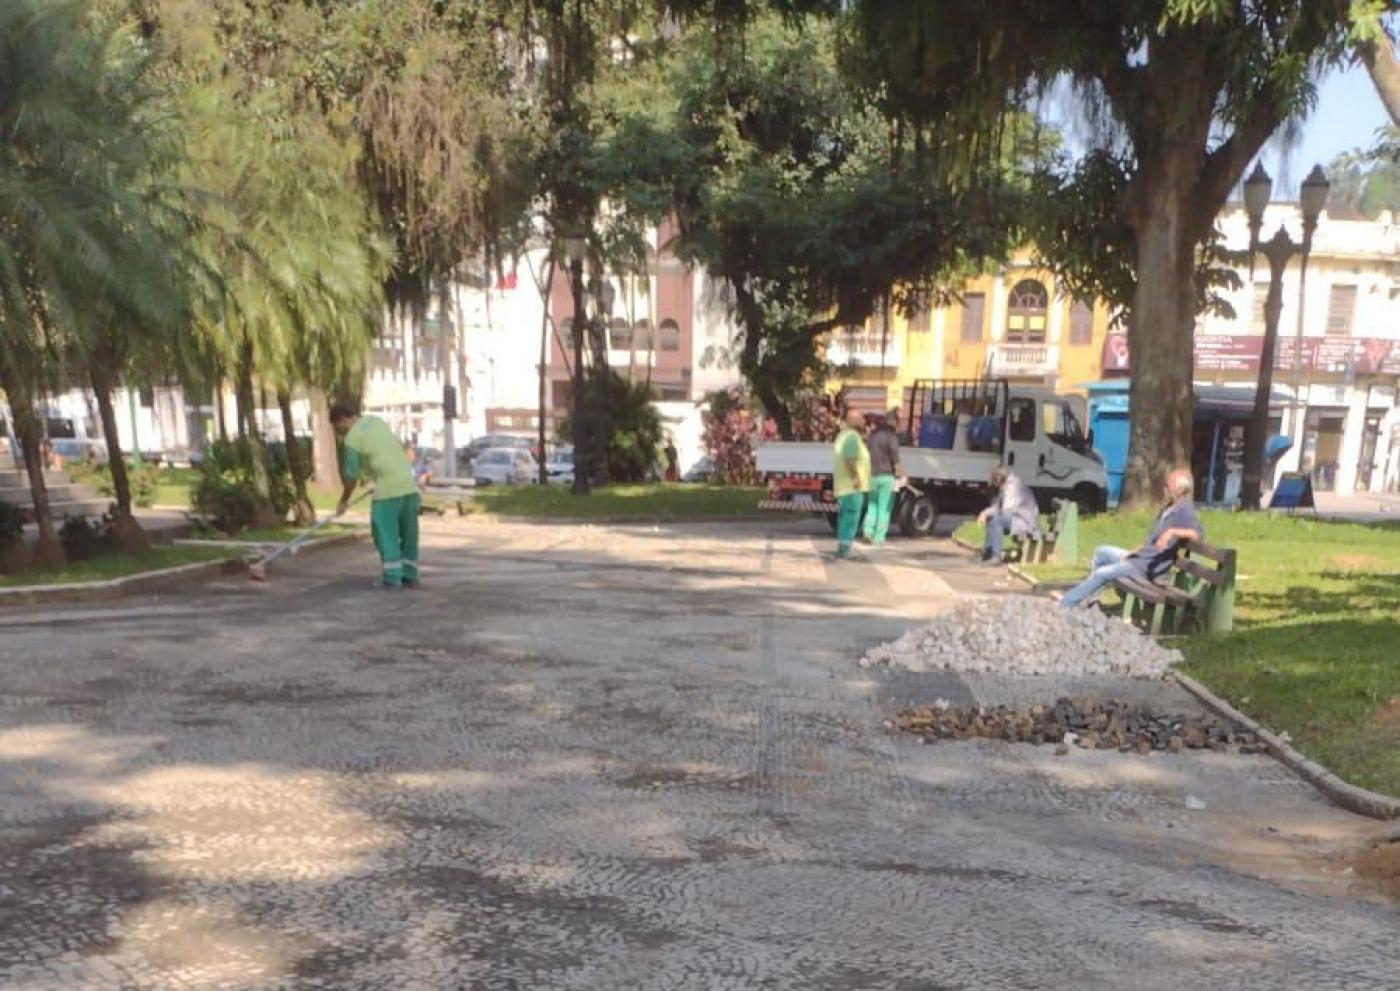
[1238,163,1329,510]
[562,231,590,495]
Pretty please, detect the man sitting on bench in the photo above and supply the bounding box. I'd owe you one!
[977,466,1040,565]
[1060,468,1202,608]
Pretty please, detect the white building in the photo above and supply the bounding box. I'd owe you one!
[1197,203,1400,495]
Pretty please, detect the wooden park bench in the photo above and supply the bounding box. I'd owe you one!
[1111,538,1237,636]
[1005,498,1079,565]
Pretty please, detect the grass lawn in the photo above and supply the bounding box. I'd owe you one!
[0,545,237,588]
[957,511,1400,797]
[151,468,340,512]
[461,483,775,521]
[151,466,200,508]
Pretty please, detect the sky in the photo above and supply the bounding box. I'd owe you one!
[1257,63,1391,194]
[1046,62,1392,198]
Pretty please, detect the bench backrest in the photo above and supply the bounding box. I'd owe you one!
[1176,539,1235,585]
[1174,539,1238,634]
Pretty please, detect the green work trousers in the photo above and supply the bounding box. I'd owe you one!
[863,474,896,544]
[835,491,866,556]
[371,494,420,586]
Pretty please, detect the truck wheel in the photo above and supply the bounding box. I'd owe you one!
[898,492,939,537]
[1072,483,1101,516]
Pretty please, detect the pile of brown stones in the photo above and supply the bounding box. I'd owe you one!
[892,695,1265,756]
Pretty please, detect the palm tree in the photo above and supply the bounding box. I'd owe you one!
[178,82,390,526]
[0,0,185,561]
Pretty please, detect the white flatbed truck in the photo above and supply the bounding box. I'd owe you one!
[755,378,1108,536]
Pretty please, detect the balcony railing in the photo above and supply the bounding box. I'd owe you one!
[827,333,901,366]
[989,342,1057,376]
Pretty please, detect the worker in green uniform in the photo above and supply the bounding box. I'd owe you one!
[861,408,904,548]
[832,409,870,559]
[331,404,421,587]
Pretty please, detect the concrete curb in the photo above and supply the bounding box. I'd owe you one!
[0,532,366,608]
[0,557,243,607]
[1170,670,1400,821]
[450,511,801,527]
[951,536,1039,590]
[951,535,982,555]
[1006,564,1040,589]
[173,531,365,552]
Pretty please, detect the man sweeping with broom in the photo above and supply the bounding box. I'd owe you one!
[331,404,421,588]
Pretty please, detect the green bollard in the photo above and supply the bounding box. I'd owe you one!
[1052,500,1078,565]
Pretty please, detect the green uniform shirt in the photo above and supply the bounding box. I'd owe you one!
[342,415,418,501]
[832,427,870,498]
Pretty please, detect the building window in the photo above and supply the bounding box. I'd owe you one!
[1325,284,1357,336]
[1068,299,1093,346]
[960,293,985,343]
[609,318,631,351]
[633,320,653,351]
[908,304,931,334]
[1005,280,1048,343]
[658,319,681,352]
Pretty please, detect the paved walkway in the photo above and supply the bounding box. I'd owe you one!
[0,520,1395,989]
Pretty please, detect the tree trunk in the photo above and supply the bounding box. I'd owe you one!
[1121,160,1198,508]
[309,388,340,492]
[569,257,591,495]
[89,355,151,552]
[3,375,63,565]
[89,359,133,518]
[278,389,315,526]
[235,336,282,527]
[216,382,229,443]
[753,374,795,440]
[1360,31,1400,127]
[590,309,609,486]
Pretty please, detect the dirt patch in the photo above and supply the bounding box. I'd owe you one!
[1352,835,1400,900]
[1374,696,1400,724]
[1331,553,1386,570]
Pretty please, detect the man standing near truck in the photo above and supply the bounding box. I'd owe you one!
[832,409,870,559]
[862,408,903,548]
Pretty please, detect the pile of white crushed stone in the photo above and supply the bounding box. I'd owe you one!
[859,597,1181,678]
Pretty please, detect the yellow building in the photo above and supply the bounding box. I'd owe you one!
[826,260,1115,416]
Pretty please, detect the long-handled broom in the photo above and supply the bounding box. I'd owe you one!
[247,490,371,582]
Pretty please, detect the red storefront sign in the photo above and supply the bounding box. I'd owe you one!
[1100,333,1400,374]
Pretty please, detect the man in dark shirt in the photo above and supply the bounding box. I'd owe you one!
[1060,468,1203,608]
[861,409,904,547]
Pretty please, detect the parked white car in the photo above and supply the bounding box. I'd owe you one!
[544,446,574,484]
[471,447,538,486]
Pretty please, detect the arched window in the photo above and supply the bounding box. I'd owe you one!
[633,320,653,351]
[609,318,631,351]
[1006,279,1048,344]
[659,319,681,352]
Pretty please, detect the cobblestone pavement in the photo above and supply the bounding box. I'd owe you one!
[0,520,1395,990]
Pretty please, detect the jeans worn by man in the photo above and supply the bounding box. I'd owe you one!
[1060,469,1203,608]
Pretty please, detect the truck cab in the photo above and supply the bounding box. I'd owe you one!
[997,388,1104,512]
